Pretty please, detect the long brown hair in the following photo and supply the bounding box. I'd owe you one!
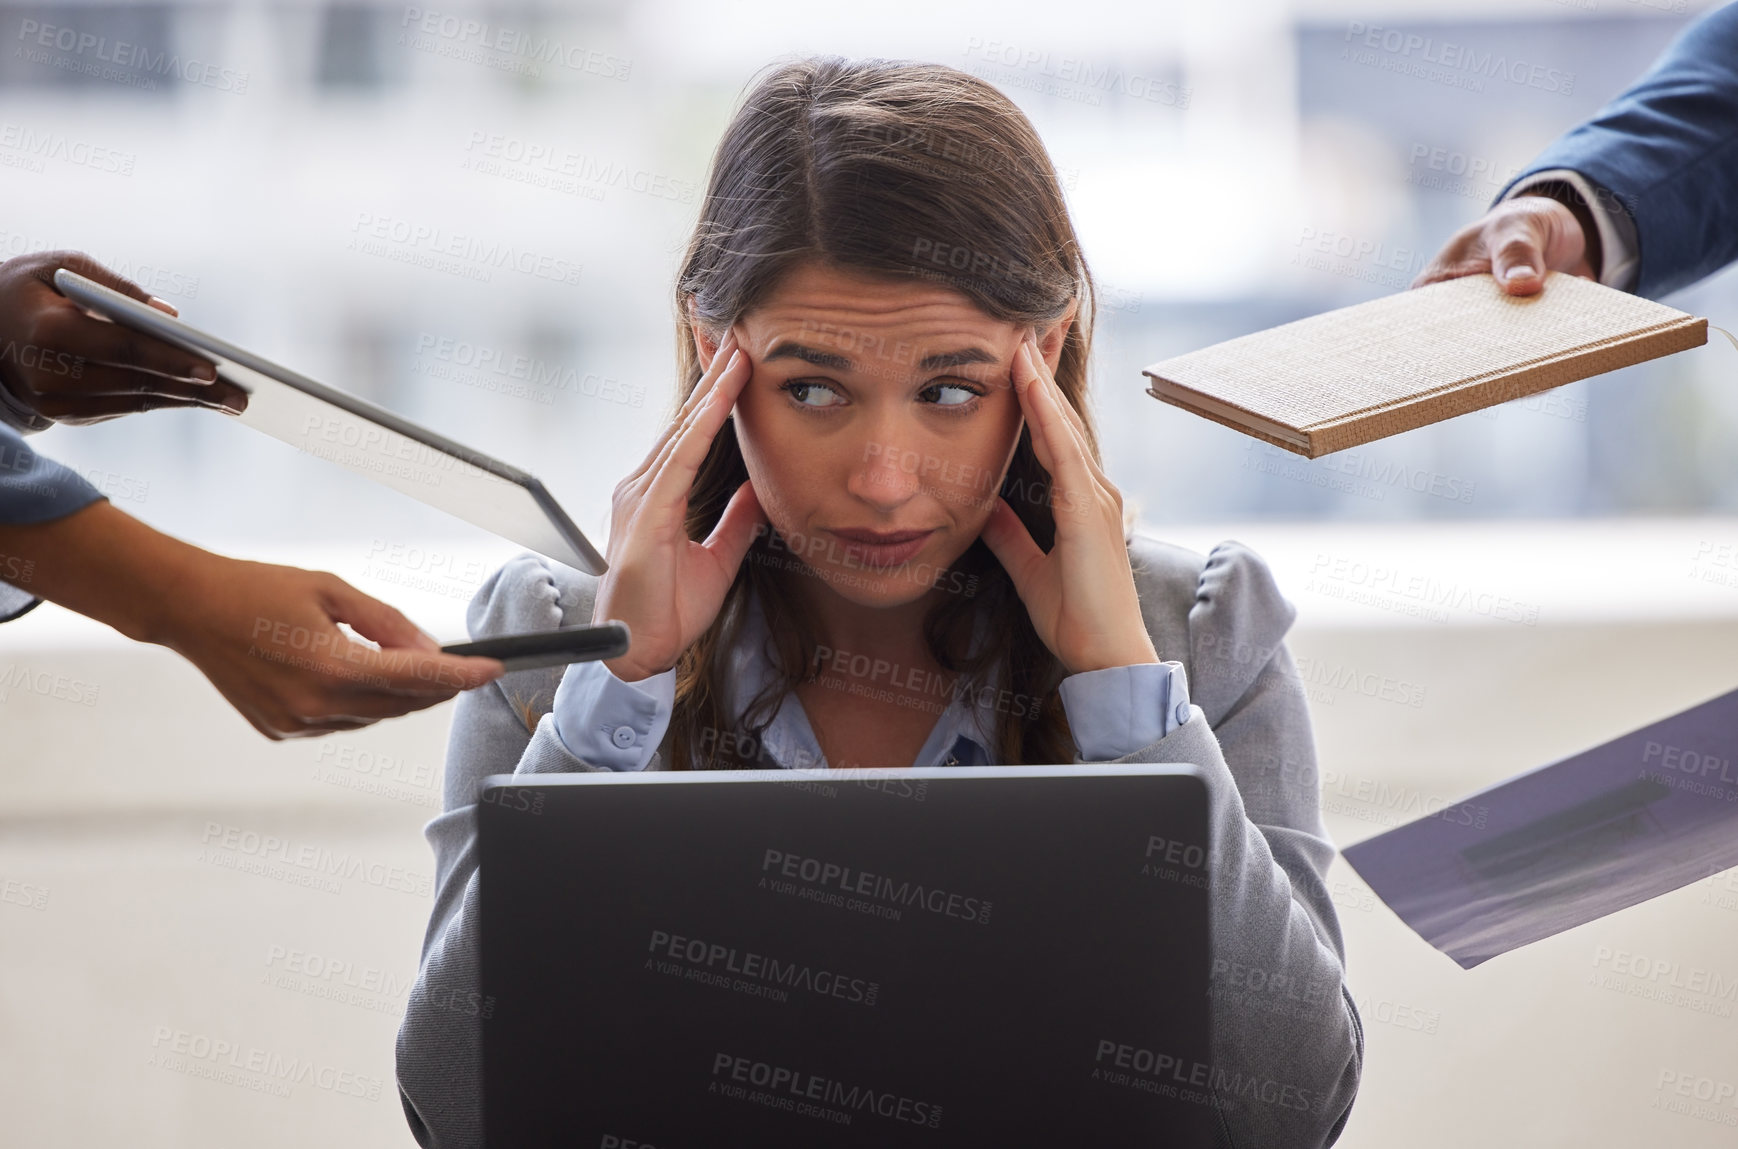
[667,57,1111,769]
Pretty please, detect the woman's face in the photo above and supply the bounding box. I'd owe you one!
[694,260,1074,610]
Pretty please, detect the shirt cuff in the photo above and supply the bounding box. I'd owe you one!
[0,385,53,434]
[1504,168,1639,292]
[1057,659,1191,761]
[0,582,40,623]
[550,659,676,771]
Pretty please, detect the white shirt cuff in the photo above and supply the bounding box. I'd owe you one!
[1057,659,1192,761]
[1504,168,1639,292]
[550,659,676,771]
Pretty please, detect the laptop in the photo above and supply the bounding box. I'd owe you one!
[52,268,606,575]
[478,764,1215,1147]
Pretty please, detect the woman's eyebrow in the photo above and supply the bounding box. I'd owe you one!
[918,347,998,370]
[764,342,852,369]
[762,341,999,371]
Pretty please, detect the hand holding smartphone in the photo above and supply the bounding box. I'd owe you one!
[442,621,630,672]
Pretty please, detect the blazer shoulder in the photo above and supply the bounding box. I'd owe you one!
[465,552,599,641]
[1127,532,1298,726]
[1126,531,1210,606]
[462,554,600,720]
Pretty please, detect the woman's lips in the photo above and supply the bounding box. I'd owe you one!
[826,529,935,568]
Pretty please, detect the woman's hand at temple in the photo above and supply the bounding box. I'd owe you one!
[0,250,250,425]
[590,329,767,682]
[979,330,1160,676]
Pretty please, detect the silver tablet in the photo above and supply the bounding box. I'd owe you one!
[53,269,607,576]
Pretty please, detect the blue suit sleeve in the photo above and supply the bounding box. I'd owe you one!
[0,424,105,623]
[1498,2,1738,298]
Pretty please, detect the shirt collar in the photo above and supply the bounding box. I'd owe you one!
[723,582,1002,770]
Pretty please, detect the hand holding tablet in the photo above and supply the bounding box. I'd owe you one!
[2,258,638,743]
[51,267,607,575]
[0,251,244,428]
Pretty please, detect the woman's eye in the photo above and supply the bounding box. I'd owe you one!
[778,378,985,412]
[780,380,845,409]
[922,381,985,409]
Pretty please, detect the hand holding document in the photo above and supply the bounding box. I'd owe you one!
[1143,272,1707,458]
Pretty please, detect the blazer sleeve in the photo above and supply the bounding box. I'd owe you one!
[395,552,609,1149]
[1497,2,1738,299]
[1119,540,1363,1148]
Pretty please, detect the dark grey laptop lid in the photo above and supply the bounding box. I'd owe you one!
[478,765,1217,1148]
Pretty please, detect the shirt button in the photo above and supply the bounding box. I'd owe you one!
[610,725,637,749]
[1174,701,1190,726]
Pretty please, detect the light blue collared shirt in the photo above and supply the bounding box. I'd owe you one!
[548,582,1190,771]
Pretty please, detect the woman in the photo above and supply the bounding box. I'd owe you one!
[398,56,1363,1148]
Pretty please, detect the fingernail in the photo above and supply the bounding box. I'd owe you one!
[1503,265,1538,282]
[192,363,217,383]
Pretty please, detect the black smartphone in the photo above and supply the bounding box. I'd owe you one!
[441,621,631,672]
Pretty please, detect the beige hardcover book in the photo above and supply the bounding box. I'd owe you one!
[1141,272,1708,458]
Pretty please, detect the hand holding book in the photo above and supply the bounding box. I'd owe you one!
[1413,193,1596,296]
[1144,272,1707,458]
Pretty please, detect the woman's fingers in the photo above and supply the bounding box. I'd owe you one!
[635,345,741,502]
[641,349,749,531]
[977,495,1045,590]
[1021,335,1108,489]
[625,329,738,490]
[1012,341,1099,516]
[703,478,768,572]
[595,342,753,679]
[1010,340,1059,476]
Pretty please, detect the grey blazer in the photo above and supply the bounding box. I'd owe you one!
[396,533,1364,1148]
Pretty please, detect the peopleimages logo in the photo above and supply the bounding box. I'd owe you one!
[760,848,992,925]
[1093,1039,1323,1114]
[1341,22,1575,96]
[710,1052,944,1129]
[646,928,881,1006]
[148,1025,383,1100]
[15,19,250,93]
[0,122,135,175]
[198,822,433,897]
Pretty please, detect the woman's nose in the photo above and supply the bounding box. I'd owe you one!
[847,437,925,511]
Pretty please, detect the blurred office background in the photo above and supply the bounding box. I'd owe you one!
[5,0,1738,1145]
